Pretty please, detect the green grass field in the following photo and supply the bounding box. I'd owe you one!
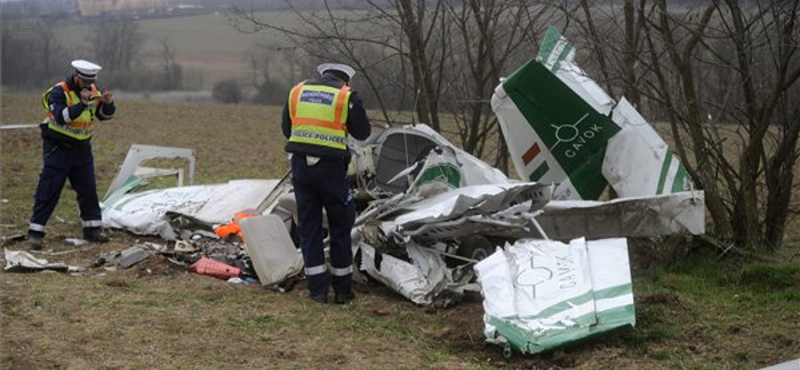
[1,93,799,369]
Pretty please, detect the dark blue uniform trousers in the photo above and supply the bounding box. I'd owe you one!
[291,154,356,297]
[29,138,102,236]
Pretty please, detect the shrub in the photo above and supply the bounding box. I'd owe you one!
[212,79,242,104]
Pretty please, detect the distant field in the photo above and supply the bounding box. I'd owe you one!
[55,11,306,89]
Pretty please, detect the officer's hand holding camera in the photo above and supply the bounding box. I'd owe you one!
[101,90,113,104]
[80,89,94,104]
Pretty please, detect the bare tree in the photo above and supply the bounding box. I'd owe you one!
[229,0,454,130]
[1,17,67,87]
[552,0,800,250]
[228,0,558,168]
[91,19,143,71]
[553,0,649,107]
[157,37,182,90]
[715,0,800,249]
[636,0,800,250]
[247,42,314,105]
[440,0,554,169]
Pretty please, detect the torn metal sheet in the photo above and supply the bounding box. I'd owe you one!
[118,245,152,268]
[239,215,303,286]
[537,191,705,239]
[4,248,84,273]
[103,179,279,239]
[359,241,471,307]
[391,204,547,246]
[389,191,705,244]
[474,238,635,355]
[94,242,162,269]
[491,26,693,200]
[391,183,552,226]
[104,144,196,200]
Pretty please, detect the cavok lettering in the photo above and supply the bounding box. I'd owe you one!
[564,123,603,159]
[556,254,576,289]
[300,90,335,105]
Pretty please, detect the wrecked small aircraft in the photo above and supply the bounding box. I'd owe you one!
[93,26,704,355]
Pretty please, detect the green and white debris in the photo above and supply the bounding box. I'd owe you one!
[474,238,635,355]
[492,26,693,200]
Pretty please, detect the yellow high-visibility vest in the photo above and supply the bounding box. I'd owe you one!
[288,81,351,150]
[41,81,101,141]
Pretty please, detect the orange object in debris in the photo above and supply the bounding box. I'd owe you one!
[213,223,241,239]
[213,208,260,239]
[188,257,241,280]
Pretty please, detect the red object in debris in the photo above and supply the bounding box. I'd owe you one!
[188,257,241,280]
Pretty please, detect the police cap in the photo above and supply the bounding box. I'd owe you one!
[71,59,102,81]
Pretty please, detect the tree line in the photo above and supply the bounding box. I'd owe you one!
[1,16,182,91]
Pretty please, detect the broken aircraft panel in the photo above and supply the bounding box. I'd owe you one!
[359,241,472,307]
[239,215,304,286]
[104,144,196,200]
[492,26,695,201]
[474,237,635,355]
[103,172,279,239]
[4,248,83,273]
[386,189,704,244]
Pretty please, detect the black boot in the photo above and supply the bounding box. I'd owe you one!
[84,228,110,243]
[309,293,328,304]
[28,231,44,250]
[334,290,355,305]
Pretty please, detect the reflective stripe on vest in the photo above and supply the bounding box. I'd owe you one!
[41,81,100,140]
[288,82,351,150]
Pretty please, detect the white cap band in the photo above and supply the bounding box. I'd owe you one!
[71,59,102,80]
[317,63,355,81]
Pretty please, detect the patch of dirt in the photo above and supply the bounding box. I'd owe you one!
[639,292,683,307]
[627,236,694,272]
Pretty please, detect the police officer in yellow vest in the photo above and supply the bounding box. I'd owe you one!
[282,63,371,304]
[28,60,116,250]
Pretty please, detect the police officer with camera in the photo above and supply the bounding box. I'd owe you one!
[28,59,116,249]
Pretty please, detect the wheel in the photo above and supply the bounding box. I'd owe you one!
[456,235,494,261]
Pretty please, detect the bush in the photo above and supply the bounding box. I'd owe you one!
[212,79,242,104]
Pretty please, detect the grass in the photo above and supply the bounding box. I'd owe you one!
[628,250,800,368]
[2,92,800,369]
